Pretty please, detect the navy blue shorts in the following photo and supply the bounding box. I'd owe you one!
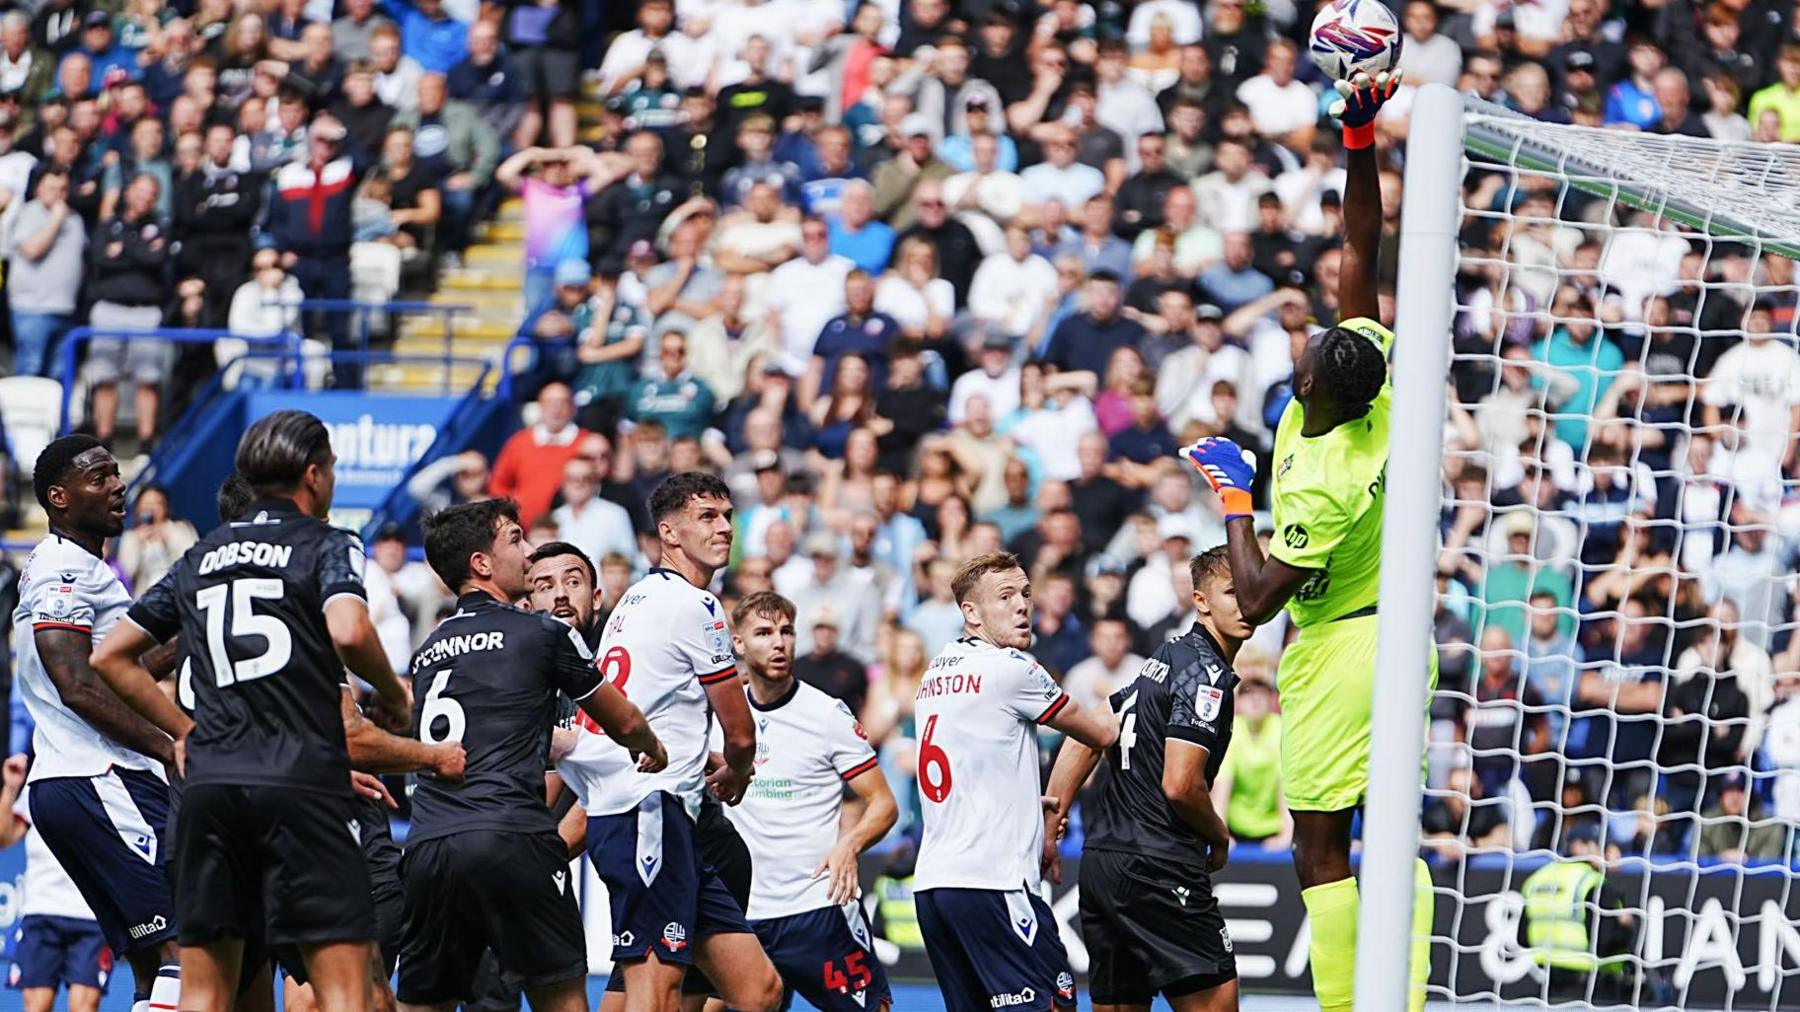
[29,769,177,955]
[915,888,1075,1012]
[587,792,751,966]
[753,903,891,1012]
[7,915,111,991]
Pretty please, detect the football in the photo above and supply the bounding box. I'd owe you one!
[1309,0,1403,81]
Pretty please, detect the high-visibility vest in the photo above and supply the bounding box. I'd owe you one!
[1521,861,1626,974]
[875,876,925,950]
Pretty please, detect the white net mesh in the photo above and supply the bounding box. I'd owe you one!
[1427,108,1800,1009]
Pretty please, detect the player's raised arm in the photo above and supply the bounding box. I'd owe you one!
[1332,70,1402,324]
[1181,439,1315,623]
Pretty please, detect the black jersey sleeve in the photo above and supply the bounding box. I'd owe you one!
[1168,655,1233,751]
[315,528,368,603]
[544,616,604,702]
[127,562,186,642]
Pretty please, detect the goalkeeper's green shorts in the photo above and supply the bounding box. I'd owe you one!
[1277,612,1438,812]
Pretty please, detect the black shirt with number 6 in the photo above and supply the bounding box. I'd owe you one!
[1083,624,1238,865]
[405,591,602,846]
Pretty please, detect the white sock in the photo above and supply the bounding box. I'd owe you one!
[149,962,181,1011]
[132,1002,151,1012]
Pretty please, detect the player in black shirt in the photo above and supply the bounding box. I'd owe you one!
[1043,546,1254,1012]
[91,410,413,1012]
[396,500,665,1011]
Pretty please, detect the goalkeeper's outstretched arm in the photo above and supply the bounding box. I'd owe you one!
[1334,71,1400,324]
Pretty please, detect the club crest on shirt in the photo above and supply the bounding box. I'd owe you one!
[1196,684,1224,722]
[1278,454,1294,478]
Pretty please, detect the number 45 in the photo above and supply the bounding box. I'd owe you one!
[822,952,872,994]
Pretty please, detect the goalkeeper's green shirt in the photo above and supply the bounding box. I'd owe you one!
[1269,316,1393,629]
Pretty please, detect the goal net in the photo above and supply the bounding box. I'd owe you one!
[1403,97,1800,1008]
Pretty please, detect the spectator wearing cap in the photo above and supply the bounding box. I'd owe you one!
[597,0,698,94]
[391,71,499,264]
[1019,122,1105,215]
[85,171,170,446]
[1396,0,1462,88]
[521,255,594,372]
[551,454,638,567]
[496,143,614,320]
[3,167,86,378]
[330,0,392,63]
[447,20,522,143]
[1041,269,1147,380]
[719,113,801,210]
[791,531,882,671]
[826,180,896,275]
[1696,773,1787,861]
[868,114,949,233]
[61,12,133,85]
[266,116,362,386]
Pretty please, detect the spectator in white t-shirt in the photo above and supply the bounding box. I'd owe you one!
[1235,40,1317,144]
[765,215,853,374]
[1396,0,1462,87]
[1062,616,1146,711]
[1703,302,1800,481]
[1193,137,1273,233]
[551,455,639,566]
[1019,122,1106,214]
[950,333,1024,424]
[969,223,1061,338]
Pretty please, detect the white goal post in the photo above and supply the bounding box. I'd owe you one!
[1363,83,1800,1008]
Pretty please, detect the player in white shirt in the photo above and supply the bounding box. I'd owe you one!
[0,754,110,1012]
[913,552,1120,1012]
[723,592,897,1012]
[556,472,783,1012]
[9,436,180,1012]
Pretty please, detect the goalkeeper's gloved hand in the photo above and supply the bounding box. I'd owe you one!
[1181,438,1257,522]
[1329,69,1403,150]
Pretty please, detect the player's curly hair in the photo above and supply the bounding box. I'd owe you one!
[648,471,733,524]
[1317,325,1387,416]
[33,434,104,513]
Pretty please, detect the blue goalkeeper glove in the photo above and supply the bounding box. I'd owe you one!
[1181,438,1257,521]
[1329,69,1403,148]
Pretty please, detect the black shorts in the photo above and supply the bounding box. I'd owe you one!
[174,782,374,949]
[1078,849,1236,1005]
[394,830,586,1005]
[509,46,579,99]
[276,797,405,986]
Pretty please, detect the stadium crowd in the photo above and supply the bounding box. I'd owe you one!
[0,0,1799,874]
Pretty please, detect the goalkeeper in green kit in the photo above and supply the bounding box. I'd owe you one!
[1181,69,1434,1012]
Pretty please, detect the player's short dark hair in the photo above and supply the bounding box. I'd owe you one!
[216,471,255,523]
[1316,325,1387,415]
[33,434,104,512]
[732,591,795,627]
[952,551,1024,605]
[236,410,333,495]
[527,540,596,586]
[648,471,733,524]
[423,499,521,591]
[1190,545,1231,591]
